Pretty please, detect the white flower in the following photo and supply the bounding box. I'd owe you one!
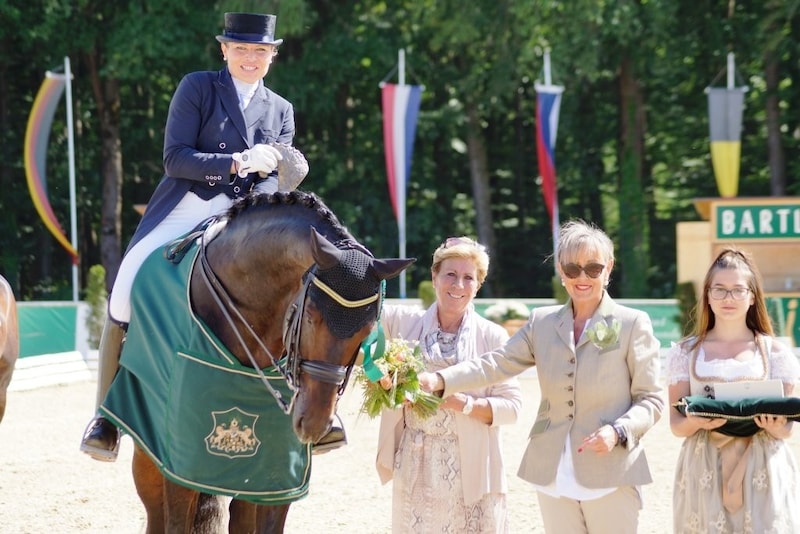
[586,317,621,349]
[483,301,529,324]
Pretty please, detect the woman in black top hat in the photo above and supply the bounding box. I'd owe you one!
[79,12,344,461]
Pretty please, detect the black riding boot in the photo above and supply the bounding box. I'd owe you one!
[80,318,125,461]
[312,412,347,455]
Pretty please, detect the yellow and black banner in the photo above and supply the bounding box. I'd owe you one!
[707,87,745,198]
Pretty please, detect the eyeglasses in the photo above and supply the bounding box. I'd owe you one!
[442,236,487,252]
[708,287,750,300]
[561,263,605,279]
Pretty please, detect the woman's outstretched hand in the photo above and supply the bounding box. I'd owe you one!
[418,372,443,393]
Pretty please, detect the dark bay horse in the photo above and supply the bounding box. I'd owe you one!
[101,191,413,533]
[0,275,18,423]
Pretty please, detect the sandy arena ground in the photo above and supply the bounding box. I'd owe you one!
[2,375,800,533]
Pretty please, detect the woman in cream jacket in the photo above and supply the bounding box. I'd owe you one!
[375,236,521,533]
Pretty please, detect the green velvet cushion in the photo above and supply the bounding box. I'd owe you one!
[673,395,800,437]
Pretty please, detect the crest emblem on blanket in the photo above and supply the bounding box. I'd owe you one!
[205,407,261,458]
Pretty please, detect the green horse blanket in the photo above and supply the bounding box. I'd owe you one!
[101,240,310,505]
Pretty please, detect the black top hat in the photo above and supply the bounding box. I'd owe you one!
[215,12,283,46]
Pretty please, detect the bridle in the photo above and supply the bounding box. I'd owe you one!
[194,226,381,415]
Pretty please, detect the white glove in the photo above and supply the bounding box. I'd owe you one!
[232,144,283,178]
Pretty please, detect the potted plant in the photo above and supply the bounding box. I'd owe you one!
[483,301,530,336]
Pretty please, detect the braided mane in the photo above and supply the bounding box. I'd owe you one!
[227,191,348,235]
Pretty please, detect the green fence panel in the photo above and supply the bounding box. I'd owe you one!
[406,298,683,348]
[18,303,78,358]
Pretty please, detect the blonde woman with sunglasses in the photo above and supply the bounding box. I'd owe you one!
[375,236,522,533]
[420,220,664,534]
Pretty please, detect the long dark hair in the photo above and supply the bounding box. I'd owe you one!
[687,247,773,350]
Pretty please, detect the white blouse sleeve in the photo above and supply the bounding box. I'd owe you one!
[768,339,800,384]
[666,341,691,385]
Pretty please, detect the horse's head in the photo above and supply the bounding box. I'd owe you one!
[285,228,414,443]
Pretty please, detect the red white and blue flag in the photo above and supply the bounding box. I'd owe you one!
[535,83,564,256]
[381,83,422,230]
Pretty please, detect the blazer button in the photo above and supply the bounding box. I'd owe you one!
[567,386,573,392]
[567,400,574,407]
[567,372,574,378]
[569,358,576,364]
[568,414,574,419]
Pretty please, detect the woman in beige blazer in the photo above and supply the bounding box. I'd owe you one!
[421,220,664,534]
[375,236,522,533]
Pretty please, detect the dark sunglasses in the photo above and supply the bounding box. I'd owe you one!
[561,262,605,279]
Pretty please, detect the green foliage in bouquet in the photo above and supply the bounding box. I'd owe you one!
[355,338,442,419]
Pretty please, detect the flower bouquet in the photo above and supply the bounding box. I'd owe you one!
[355,338,442,419]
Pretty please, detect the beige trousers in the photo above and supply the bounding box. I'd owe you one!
[536,485,641,534]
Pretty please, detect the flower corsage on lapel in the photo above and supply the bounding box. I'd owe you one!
[586,317,621,350]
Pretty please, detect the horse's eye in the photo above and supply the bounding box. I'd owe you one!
[304,301,320,322]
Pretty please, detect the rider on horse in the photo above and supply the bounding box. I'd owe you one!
[80,12,346,461]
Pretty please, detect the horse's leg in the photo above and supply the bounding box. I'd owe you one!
[163,479,202,533]
[229,501,290,534]
[255,504,291,534]
[193,493,227,534]
[0,356,12,422]
[228,499,256,533]
[132,446,166,534]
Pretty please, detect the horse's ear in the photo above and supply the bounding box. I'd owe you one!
[310,227,343,270]
[372,258,416,281]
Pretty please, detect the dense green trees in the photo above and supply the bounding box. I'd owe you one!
[3,0,799,301]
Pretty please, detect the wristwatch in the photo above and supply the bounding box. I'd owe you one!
[612,423,628,447]
[462,395,474,415]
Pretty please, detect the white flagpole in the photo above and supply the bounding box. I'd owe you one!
[65,56,78,302]
[398,49,407,299]
[727,52,735,90]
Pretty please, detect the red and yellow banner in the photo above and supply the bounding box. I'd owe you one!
[23,72,78,261]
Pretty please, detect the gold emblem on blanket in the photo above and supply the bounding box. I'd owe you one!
[205,407,261,458]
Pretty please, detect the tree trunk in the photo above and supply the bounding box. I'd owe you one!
[465,104,496,296]
[617,56,648,297]
[86,51,123,291]
[764,50,785,196]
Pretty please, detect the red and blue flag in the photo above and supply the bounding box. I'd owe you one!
[381,84,422,228]
[535,83,564,253]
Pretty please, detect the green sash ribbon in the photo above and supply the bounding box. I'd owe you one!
[360,280,387,382]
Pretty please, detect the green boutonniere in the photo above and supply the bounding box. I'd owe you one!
[586,318,621,349]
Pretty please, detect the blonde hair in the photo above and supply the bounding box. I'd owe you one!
[555,220,615,266]
[431,236,490,284]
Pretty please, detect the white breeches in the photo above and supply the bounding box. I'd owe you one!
[108,191,231,324]
[107,178,273,324]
